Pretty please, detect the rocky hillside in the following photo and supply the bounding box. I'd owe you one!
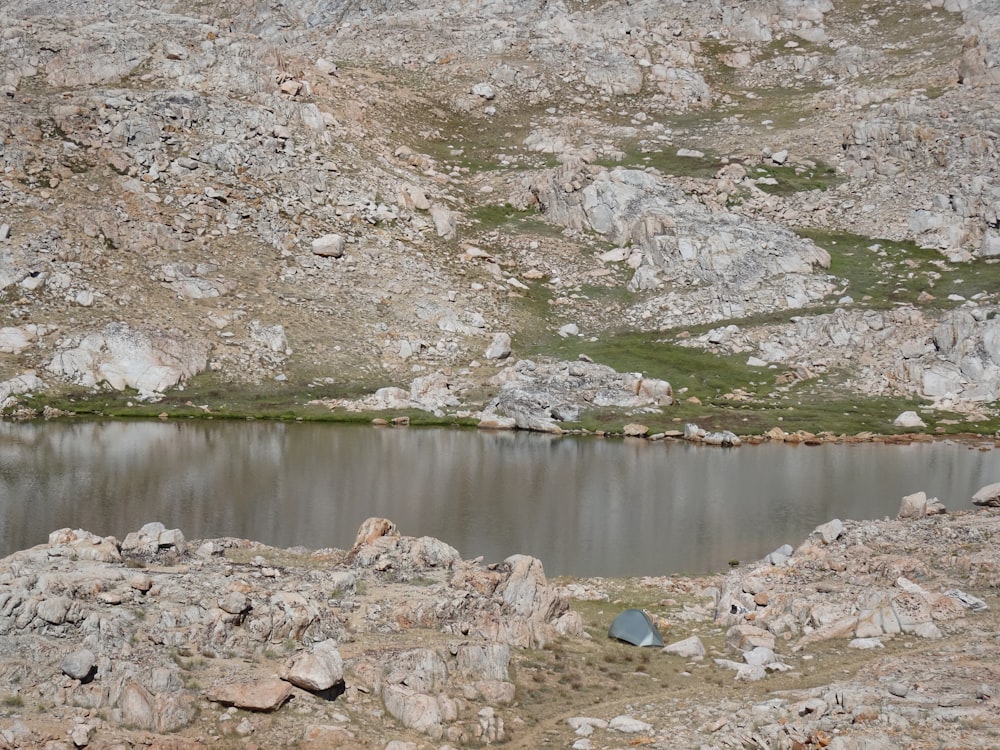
[1,0,999,433]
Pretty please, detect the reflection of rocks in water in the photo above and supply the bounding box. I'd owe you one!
[2,421,998,579]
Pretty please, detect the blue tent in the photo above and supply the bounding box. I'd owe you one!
[608,609,664,647]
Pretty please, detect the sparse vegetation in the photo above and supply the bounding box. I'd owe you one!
[801,227,1000,311]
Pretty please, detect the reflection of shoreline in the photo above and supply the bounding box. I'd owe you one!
[0,422,993,576]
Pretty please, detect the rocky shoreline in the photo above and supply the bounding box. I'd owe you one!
[7,353,999,444]
[3,487,999,749]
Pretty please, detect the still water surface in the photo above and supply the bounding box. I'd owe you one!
[1,420,995,576]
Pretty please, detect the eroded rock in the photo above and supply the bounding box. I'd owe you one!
[206,679,294,712]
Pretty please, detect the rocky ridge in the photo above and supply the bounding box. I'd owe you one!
[683,303,1000,409]
[0,517,583,747]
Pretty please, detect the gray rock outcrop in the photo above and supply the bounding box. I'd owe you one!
[2,500,1000,748]
[663,635,706,660]
[483,358,673,432]
[528,162,835,327]
[206,679,294,712]
[715,512,993,652]
[683,304,1000,406]
[0,516,585,745]
[972,481,1000,507]
[0,0,997,427]
[959,0,1000,86]
[60,649,97,681]
[281,640,345,692]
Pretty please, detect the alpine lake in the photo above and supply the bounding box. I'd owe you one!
[1,420,995,577]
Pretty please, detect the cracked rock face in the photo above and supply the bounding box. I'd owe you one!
[481,358,675,432]
[681,303,1000,406]
[46,323,209,396]
[530,162,835,327]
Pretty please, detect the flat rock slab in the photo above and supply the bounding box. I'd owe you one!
[609,715,653,733]
[206,679,293,712]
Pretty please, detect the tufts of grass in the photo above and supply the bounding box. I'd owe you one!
[224,546,346,569]
[527,326,996,435]
[750,161,841,195]
[539,331,769,399]
[600,137,839,197]
[467,205,570,245]
[605,146,724,180]
[14,373,482,427]
[798,227,1000,309]
[466,203,569,243]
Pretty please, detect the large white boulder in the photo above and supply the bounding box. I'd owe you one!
[47,323,208,396]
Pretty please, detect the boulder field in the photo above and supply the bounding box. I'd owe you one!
[2,499,999,748]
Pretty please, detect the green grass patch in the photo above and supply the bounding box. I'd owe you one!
[507,282,561,337]
[382,66,560,175]
[417,136,559,175]
[465,203,564,238]
[773,382,1000,436]
[566,382,980,437]
[526,330,995,436]
[750,160,841,195]
[798,228,1000,309]
[539,331,769,398]
[600,146,723,179]
[605,143,839,197]
[12,375,480,427]
[739,84,829,126]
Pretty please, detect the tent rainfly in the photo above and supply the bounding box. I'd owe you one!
[608,608,664,647]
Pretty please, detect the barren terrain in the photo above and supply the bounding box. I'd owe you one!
[0,0,998,436]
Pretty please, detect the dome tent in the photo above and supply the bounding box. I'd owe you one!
[608,608,664,647]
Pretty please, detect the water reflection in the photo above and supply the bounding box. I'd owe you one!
[0,420,994,576]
